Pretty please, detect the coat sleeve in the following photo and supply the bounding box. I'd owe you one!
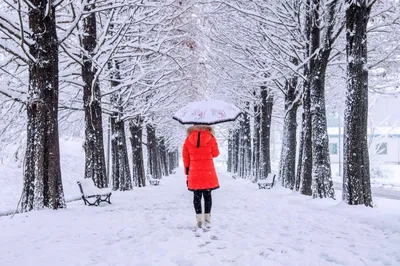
[182,139,190,175]
[211,136,220,158]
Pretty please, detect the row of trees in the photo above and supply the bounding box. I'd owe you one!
[0,0,193,211]
[219,0,399,207]
[1,0,399,212]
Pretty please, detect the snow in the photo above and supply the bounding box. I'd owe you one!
[1,140,400,265]
[78,178,112,196]
[1,173,400,264]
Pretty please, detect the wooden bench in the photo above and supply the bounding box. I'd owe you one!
[257,173,276,189]
[77,180,112,206]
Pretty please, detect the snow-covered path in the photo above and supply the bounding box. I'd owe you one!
[1,169,400,266]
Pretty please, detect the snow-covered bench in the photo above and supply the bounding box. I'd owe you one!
[147,175,160,186]
[77,179,112,206]
[257,173,276,189]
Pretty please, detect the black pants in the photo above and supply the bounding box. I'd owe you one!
[193,190,212,214]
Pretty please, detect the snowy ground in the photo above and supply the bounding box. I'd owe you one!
[1,168,400,266]
[331,163,400,191]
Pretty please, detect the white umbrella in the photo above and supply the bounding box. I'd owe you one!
[172,100,241,125]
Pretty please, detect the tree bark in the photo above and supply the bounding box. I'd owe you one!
[279,79,300,189]
[82,3,107,188]
[242,106,252,178]
[129,118,146,187]
[298,0,312,196]
[174,150,179,169]
[158,137,169,177]
[253,100,261,181]
[238,112,251,179]
[21,1,65,211]
[260,86,273,178]
[232,128,240,174]
[227,129,233,173]
[110,101,132,191]
[238,117,245,178]
[295,112,304,192]
[168,150,178,174]
[343,1,373,207]
[310,62,335,199]
[299,85,313,196]
[308,0,336,199]
[147,124,162,179]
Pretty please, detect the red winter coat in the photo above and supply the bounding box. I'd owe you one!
[182,125,220,191]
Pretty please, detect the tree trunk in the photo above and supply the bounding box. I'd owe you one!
[21,1,66,211]
[310,64,335,199]
[129,118,146,187]
[158,137,169,177]
[232,128,240,174]
[308,0,335,199]
[343,1,373,207]
[295,112,304,192]
[227,129,233,172]
[279,80,300,189]
[81,3,107,188]
[111,105,132,191]
[238,117,245,178]
[168,150,178,174]
[260,86,273,178]
[253,101,261,181]
[299,83,313,196]
[173,150,179,169]
[242,106,252,178]
[298,0,312,196]
[147,124,162,179]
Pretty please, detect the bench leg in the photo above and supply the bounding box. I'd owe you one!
[82,194,112,206]
[82,196,101,206]
[94,196,102,206]
[103,193,112,204]
[96,193,112,205]
[83,196,98,206]
[82,196,87,206]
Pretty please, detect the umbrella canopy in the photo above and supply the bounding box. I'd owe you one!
[172,100,241,125]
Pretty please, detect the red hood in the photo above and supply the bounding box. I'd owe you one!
[187,130,213,147]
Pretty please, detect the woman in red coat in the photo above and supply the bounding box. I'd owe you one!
[182,125,220,229]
